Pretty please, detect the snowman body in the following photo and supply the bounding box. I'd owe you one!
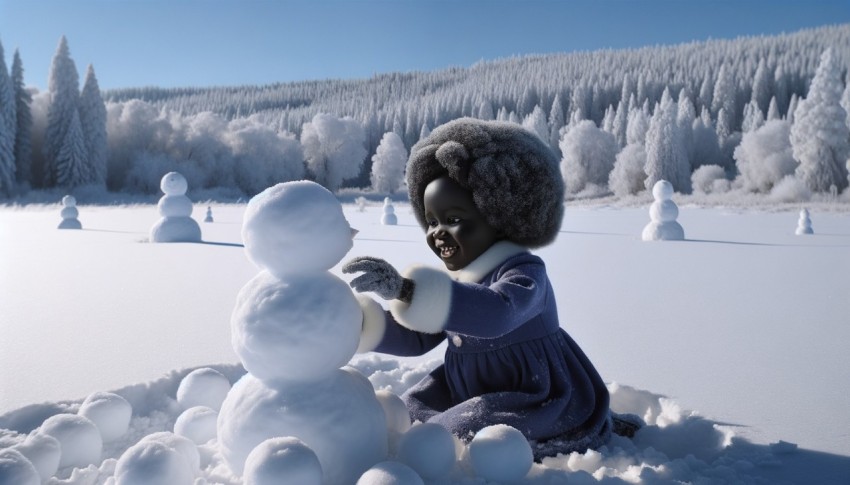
[150,172,201,243]
[217,181,388,484]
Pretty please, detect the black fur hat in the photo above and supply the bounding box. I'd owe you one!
[406,117,564,248]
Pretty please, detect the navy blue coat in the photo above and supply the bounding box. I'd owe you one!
[371,243,611,451]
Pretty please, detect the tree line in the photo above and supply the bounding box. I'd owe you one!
[1,24,848,201]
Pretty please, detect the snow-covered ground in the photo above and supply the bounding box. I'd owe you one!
[1,199,849,483]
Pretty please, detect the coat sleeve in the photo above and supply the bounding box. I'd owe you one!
[389,260,549,338]
[356,294,446,356]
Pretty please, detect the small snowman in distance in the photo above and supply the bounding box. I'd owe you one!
[217,181,388,484]
[381,197,397,225]
[355,196,367,213]
[150,172,201,243]
[795,208,813,235]
[642,180,684,241]
[204,206,214,223]
[58,195,82,229]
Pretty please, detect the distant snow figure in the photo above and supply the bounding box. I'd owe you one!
[204,206,214,223]
[149,172,201,243]
[58,195,82,229]
[355,196,367,212]
[381,197,397,225]
[217,180,388,483]
[795,208,814,235]
[642,180,685,241]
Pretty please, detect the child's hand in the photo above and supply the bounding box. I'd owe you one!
[342,256,414,302]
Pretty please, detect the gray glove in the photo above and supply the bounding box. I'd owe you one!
[342,256,414,302]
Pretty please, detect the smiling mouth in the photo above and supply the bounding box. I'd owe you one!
[436,242,458,259]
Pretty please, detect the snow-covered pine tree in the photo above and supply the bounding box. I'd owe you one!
[712,63,736,133]
[522,105,549,144]
[676,88,696,170]
[766,96,781,121]
[56,109,87,187]
[370,131,407,194]
[741,100,765,133]
[79,65,107,186]
[841,72,850,130]
[0,40,16,196]
[477,99,494,120]
[612,98,629,148]
[790,48,850,192]
[11,49,32,187]
[548,94,565,152]
[645,89,690,193]
[418,122,431,142]
[45,36,80,187]
[751,58,773,115]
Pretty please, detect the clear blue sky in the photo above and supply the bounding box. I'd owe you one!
[1,0,848,91]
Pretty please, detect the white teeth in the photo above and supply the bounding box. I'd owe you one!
[440,246,457,258]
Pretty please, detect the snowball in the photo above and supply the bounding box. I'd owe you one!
[174,406,218,445]
[241,181,354,277]
[176,368,231,411]
[158,195,194,218]
[62,195,77,207]
[467,424,533,482]
[231,271,361,383]
[217,370,387,483]
[397,422,456,479]
[356,461,424,485]
[160,172,188,196]
[0,448,41,485]
[649,199,679,223]
[375,389,410,454]
[243,437,322,485]
[39,413,103,468]
[138,432,200,475]
[641,221,685,241]
[652,180,674,200]
[78,391,133,442]
[12,432,61,481]
[114,440,193,485]
[149,217,201,243]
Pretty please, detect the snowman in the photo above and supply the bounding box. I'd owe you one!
[795,208,813,235]
[217,181,388,484]
[642,180,684,241]
[149,172,201,243]
[381,197,397,225]
[57,195,82,230]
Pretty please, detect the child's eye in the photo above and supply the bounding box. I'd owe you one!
[447,216,461,224]
[427,219,438,227]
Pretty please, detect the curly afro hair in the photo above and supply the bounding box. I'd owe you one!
[406,117,564,248]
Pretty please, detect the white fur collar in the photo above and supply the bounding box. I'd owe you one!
[448,241,528,283]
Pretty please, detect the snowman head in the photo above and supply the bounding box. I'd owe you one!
[161,172,188,196]
[242,181,354,277]
[62,195,77,207]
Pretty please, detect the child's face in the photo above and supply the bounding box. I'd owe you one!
[423,176,501,271]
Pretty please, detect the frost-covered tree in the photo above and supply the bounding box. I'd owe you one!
[548,94,566,154]
[477,100,494,120]
[841,72,850,130]
[522,105,549,143]
[751,58,773,115]
[0,40,16,196]
[677,88,696,169]
[645,90,690,192]
[612,98,628,147]
[45,36,80,187]
[79,65,107,186]
[229,119,304,195]
[766,97,781,121]
[419,122,431,142]
[370,131,407,194]
[712,63,736,132]
[626,107,650,146]
[12,49,32,187]
[559,119,617,194]
[608,143,647,196]
[56,109,87,187]
[691,108,723,171]
[734,120,797,193]
[790,48,850,192]
[301,112,367,192]
[741,100,765,133]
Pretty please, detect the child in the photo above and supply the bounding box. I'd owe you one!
[344,118,632,458]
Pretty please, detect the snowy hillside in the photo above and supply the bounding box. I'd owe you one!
[1,200,849,483]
